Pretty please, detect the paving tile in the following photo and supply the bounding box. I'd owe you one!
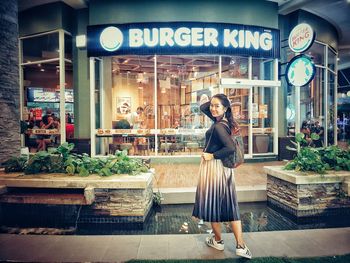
[137,235,169,260]
[0,234,62,262]
[38,235,113,262]
[246,231,296,257]
[167,235,201,259]
[1,227,350,261]
[102,235,141,262]
[194,234,228,260]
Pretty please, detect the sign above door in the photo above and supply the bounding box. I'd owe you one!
[87,22,280,59]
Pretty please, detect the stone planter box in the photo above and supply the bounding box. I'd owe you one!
[0,170,154,229]
[264,166,350,218]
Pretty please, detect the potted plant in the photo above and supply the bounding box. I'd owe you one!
[265,133,350,218]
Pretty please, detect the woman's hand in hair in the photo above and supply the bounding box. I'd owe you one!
[202,152,214,161]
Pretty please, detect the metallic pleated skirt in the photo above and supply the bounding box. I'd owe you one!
[192,159,240,222]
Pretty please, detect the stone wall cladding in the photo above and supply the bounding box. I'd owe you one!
[80,183,153,223]
[0,0,20,161]
[267,175,298,210]
[267,174,350,217]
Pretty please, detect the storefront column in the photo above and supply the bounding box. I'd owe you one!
[273,58,279,154]
[90,57,96,157]
[324,47,328,146]
[59,29,66,143]
[295,86,301,137]
[0,0,20,160]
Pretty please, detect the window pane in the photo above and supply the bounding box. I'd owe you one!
[327,71,336,145]
[327,47,336,72]
[252,87,274,154]
[107,55,156,156]
[221,56,248,78]
[157,55,219,156]
[306,42,325,66]
[22,32,59,63]
[297,68,326,147]
[252,58,273,80]
[64,34,72,60]
[225,88,250,154]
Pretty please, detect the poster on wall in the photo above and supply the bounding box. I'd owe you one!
[259,104,268,118]
[252,103,259,118]
[117,97,131,114]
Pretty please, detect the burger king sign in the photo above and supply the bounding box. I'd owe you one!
[288,23,315,53]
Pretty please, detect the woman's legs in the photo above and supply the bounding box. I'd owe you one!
[211,222,222,241]
[231,220,244,247]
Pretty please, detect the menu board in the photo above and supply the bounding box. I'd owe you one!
[27,87,74,103]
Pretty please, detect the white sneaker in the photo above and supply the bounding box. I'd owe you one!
[205,235,224,251]
[236,244,252,259]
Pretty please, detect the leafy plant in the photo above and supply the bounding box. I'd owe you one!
[2,156,27,173]
[284,132,350,174]
[318,145,350,171]
[153,190,163,206]
[284,146,327,174]
[3,144,149,177]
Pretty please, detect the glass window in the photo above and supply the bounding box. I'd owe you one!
[221,56,248,79]
[99,55,156,156]
[252,58,273,80]
[252,87,275,154]
[327,47,336,72]
[327,71,336,145]
[306,42,325,66]
[225,87,250,154]
[156,55,219,156]
[22,32,59,63]
[64,33,72,60]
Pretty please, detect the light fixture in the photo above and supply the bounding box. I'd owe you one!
[76,35,86,48]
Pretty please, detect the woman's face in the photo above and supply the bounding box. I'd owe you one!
[210,97,226,118]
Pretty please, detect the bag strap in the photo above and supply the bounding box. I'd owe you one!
[204,127,214,152]
[219,120,241,136]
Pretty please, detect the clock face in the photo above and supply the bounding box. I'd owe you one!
[286,55,315,87]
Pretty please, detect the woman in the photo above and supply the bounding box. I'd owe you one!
[192,93,252,259]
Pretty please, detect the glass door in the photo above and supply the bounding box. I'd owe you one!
[225,87,253,158]
[252,86,276,155]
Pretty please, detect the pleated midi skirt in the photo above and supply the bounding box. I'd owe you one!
[192,159,240,222]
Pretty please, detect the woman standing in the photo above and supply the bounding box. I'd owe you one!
[192,94,252,259]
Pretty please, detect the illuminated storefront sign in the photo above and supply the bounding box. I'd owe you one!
[286,54,315,87]
[288,23,315,53]
[87,22,280,58]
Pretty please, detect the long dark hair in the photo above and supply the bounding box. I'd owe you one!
[211,93,239,130]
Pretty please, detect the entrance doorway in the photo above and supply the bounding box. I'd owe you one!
[222,78,280,157]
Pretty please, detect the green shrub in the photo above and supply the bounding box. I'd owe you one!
[284,133,350,174]
[3,143,149,176]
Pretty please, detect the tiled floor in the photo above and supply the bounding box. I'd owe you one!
[154,161,286,188]
[0,228,349,262]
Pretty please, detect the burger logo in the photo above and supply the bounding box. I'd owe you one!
[100,26,123,52]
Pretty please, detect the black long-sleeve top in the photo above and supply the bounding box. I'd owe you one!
[201,101,235,159]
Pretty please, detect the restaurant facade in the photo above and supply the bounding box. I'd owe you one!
[18,0,339,160]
